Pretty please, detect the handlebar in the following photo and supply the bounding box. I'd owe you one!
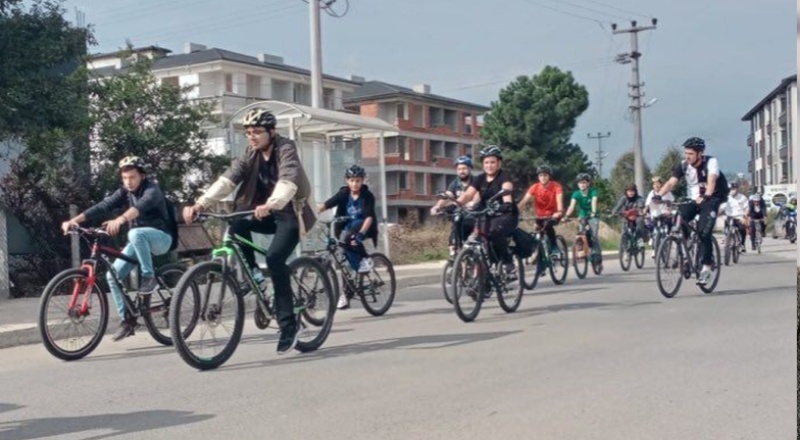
[195,210,256,222]
[68,225,110,237]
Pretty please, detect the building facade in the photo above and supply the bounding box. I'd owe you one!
[344,81,488,223]
[741,74,797,188]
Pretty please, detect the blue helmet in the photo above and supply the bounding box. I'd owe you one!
[455,155,473,169]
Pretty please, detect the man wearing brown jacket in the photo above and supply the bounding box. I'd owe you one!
[183,108,316,354]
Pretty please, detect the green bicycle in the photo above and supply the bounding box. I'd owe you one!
[169,211,335,371]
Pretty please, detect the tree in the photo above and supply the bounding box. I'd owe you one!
[653,146,686,199]
[610,151,651,198]
[481,66,594,189]
[87,51,228,203]
[593,177,616,214]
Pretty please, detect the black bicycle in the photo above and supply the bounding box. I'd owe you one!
[656,202,721,298]
[450,189,525,322]
[519,217,569,291]
[169,211,335,370]
[722,216,743,266]
[618,209,646,271]
[305,216,396,316]
[435,193,470,304]
[647,201,673,261]
[38,226,196,361]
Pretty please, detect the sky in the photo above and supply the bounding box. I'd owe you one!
[66,0,796,178]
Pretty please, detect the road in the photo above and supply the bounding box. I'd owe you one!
[0,241,795,440]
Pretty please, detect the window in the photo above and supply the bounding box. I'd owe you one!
[161,76,179,88]
[399,172,408,189]
[396,103,407,120]
[415,172,426,195]
[246,75,262,98]
[411,104,424,127]
[323,87,336,109]
[224,73,233,93]
[413,138,425,161]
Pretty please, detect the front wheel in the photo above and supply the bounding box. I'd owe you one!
[656,236,684,298]
[169,261,244,371]
[548,236,568,285]
[441,260,455,304]
[452,247,485,322]
[572,237,588,280]
[291,257,335,353]
[497,255,524,313]
[619,233,632,271]
[723,233,732,266]
[357,253,396,316]
[38,269,109,361]
[634,240,646,269]
[521,244,541,291]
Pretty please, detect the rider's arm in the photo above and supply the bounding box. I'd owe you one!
[591,193,598,217]
[554,189,564,217]
[703,157,720,200]
[456,185,478,206]
[82,187,127,224]
[517,192,531,213]
[611,196,624,215]
[360,192,376,235]
[565,198,577,218]
[195,151,252,211]
[319,187,347,213]
[266,140,305,210]
[659,176,680,196]
[119,181,166,223]
[501,181,514,204]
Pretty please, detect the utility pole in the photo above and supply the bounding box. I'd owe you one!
[613,18,657,194]
[309,0,323,108]
[588,132,611,177]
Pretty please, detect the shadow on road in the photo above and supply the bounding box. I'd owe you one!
[220,330,522,373]
[348,306,454,322]
[676,284,796,298]
[478,299,661,323]
[0,409,213,440]
[0,404,24,416]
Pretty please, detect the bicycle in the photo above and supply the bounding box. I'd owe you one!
[434,193,472,305]
[168,211,334,370]
[618,209,646,271]
[450,189,525,322]
[569,217,602,279]
[655,201,722,298]
[38,226,195,361]
[519,217,569,291]
[786,211,797,243]
[305,216,396,316]
[722,217,744,266]
[749,217,764,254]
[647,201,674,262]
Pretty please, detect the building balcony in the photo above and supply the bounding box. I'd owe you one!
[747,133,754,147]
[766,154,773,166]
[779,111,787,128]
[779,145,788,160]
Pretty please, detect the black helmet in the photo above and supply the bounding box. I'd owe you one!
[118,156,147,173]
[479,145,503,160]
[537,164,552,176]
[626,183,638,192]
[455,155,473,169]
[242,108,277,129]
[576,173,591,183]
[345,164,366,178]
[682,136,706,152]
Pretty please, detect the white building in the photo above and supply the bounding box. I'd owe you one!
[741,74,798,188]
[89,44,362,156]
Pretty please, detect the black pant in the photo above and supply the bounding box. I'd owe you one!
[535,218,560,251]
[229,211,299,330]
[449,220,474,248]
[749,217,766,247]
[678,198,722,266]
[484,213,518,265]
[730,218,747,246]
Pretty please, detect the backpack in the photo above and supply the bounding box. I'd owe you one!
[511,228,536,258]
[165,198,180,252]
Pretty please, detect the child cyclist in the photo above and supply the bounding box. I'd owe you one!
[564,173,600,260]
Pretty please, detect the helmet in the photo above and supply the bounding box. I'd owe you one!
[242,108,277,129]
[479,145,503,160]
[344,164,366,178]
[625,183,638,192]
[576,173,591,183]
[118,156,147,173]
[537,164,552,176]
[791,197,797,204]
[682,136,706,152]
[455,155,473,169]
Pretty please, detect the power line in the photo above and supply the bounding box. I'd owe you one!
[570,0,652,19]
[516,0,609,25]
[543,0,631,20]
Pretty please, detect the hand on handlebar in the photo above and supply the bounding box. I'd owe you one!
[183,204,202,225]
[61,220,79,235]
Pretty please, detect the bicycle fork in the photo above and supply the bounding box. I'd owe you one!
[69,260,98,317]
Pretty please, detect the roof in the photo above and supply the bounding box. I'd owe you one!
[344,81,490,112]
[90,45,172,59]
[150,48,360,86]
[741,74,797,121]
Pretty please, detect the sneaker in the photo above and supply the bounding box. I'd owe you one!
[550,247,562,259]
[697,268,712,286]
[637,238,645,249]
[241,268,267,295]
[504,263,518,281]
[465,233,479,244]
[112,319,136,341]
[648,238,654,247]
[358,257,374,274]
[337,293,350,310]
[650,250,656,259]
[276,325,299,355]
[138,277,158,295]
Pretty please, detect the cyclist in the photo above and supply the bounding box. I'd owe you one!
[723,182,749,253]
[60,156,173,341]
[517,164,564,257]
[456,145,518,277]
[430,156,475,259]
[747,190,767,251]
[612,183,646,248]
[318,164,378,310]
[786,197,797,242]
[564,173,600,259]
[654,136,729,285]
[182,108,316,355]
[645,176,674,257]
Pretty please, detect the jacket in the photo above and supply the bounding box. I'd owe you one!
[84,178,170,234]
[197,134,317,235]
[322,185,378,246]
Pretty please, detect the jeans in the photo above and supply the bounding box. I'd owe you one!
[678,198,722,266]
[339,228,369,271]
[229,211,299,331]
[580,217,600,252]
[106,227,173,320]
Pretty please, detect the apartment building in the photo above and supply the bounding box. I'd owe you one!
[741,74,797,188]
[344,81,489,223]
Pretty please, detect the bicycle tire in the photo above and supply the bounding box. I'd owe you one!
[497,255,524,313]
[38,269,109,361]
[142,263,195,346]
[442,259,454,304]
[698,238,722,294]
[521,244,542,291]
[619,233,632,272]
[291,256,336,353]
[549,236,569,285]
[358,253,396,316]
[634,241,646,269]
[723,233,732,266]
[656,236,683,298]
[572,237,588,280]
[169,261,244,371]
[452,247,485,322]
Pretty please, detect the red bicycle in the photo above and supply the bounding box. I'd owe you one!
[37,226,198,361]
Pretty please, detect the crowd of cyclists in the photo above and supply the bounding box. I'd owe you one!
[45,107,795,368]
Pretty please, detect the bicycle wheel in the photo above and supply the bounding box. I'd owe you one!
[324,259,340,303]
[572,237,588,280]
[169,261,244,371]
[521,244,542,291]
[619,233,632,271]
[699,238,722,294]
[634,240,645,269]
[591,240,604,275]
[441,259,455,304]
[732,231,741,264]
[656,236,684,298]
[548,236,569,285]
[723,233,732,266]
[358,253,396,316]
[142,263,196,346]
[497,255,524,313]
[452,247,485,322]
[291,257,335,353]
[38,269,109,361]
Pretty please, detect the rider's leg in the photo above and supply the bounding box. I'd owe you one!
[264,211,300,335]
[127,227,172,292]
[697,199,722,269]
[106,244,137,320]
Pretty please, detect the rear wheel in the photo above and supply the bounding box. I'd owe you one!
[634,237,646,269]
[142,263,196,346]
[441,259,454,304]
[572,237,588,280]
[291,257,335,353]
[358,253,396,316]
[497,255,524,313]
[452,247,485,322]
